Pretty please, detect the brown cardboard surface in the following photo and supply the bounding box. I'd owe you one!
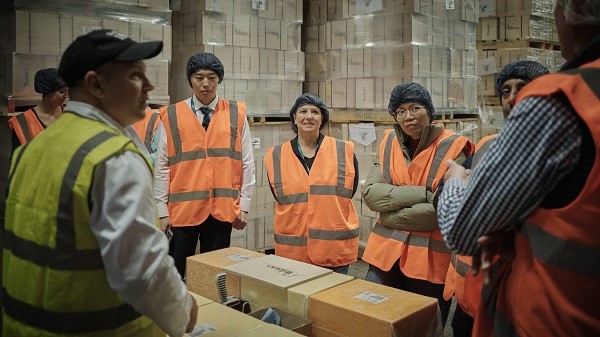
[287,273,354,318]
[189,292,214,307]
[184,302,264,337]
[308,279,443,337]
[235,324,305,336]
[248,307,311,336]
[224,255,332,289]
[186,247,265,302]
[311,325,346,337]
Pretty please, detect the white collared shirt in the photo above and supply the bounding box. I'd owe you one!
[154,95,256,218]
[64,101,191,337]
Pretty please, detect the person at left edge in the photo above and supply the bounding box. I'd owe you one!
[2,29,197,336]
[264,93,360,275]
[154,52,256,280]
[8,67,68,153]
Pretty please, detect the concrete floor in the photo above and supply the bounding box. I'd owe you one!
[348,259,456,337]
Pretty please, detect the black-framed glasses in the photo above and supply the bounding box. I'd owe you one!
[393,105,426,119]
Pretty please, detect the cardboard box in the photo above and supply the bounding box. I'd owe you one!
[185,302,264,337]
[189,292,215,307]
[225,255,332,309]
[248,307,312,336]
[236,324,306,336]
[308,279,443,337]
[287,273,353,318]
[186,247,265,302]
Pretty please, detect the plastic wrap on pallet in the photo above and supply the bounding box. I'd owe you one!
[10,0,171,24]
[495,0,555,19]
[178,0,303,23]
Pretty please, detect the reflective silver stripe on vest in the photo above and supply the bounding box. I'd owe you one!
[5,131,115,270]
[271,144,307,205]
[372,224,451,254]
[521,222,600,276]
[425,134,459,191]
[382,131,395,183]
[274,233,307,246]
[451,254,471,277]
[167,101,241,165]
[272,139,352,204]
[143,112,160,152]
[168,188,239,202]
[16,113,32,143]
[472,139,493,167]
[309,227,360,240]
[3,130,143,333]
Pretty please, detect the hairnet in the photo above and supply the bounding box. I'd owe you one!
[388,83,435,121]
[186,53,225,86]
[495,60,550,98]
[557,0,600,25]
[34,68,67,95]
[289,93,330,133]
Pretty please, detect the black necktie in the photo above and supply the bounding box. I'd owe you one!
[200,106,211,130]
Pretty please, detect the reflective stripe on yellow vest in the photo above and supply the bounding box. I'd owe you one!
[265,136,359,267]
[3,112,158,336]
[362,128,473,284]
[488,62,600,337]
[7,109,45,145]
[160,99,245,226]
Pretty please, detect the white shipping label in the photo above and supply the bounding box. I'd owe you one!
[349,123,376,146]
[355,291,389,304]
[252,137,261,149]
[478,57,498,76]
[187,324,217,336]
[228,254,253,262]
[252,0,267,11]
[446,0,455,10]
[356,0,383,15]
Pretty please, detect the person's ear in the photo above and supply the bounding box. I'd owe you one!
[84,71,104,98]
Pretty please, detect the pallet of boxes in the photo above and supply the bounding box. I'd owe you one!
[476,0,564,136]
[170,0,305,253]
[303,0,482,253]
[186,247,443,336]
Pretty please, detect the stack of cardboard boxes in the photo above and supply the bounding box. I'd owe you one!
[0,0,172,113]
[476,0,564,135]
[169,0,305,116]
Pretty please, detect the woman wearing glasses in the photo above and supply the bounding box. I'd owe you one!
[360,83,474,326]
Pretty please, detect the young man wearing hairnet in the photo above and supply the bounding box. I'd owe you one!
[154,53,256,280]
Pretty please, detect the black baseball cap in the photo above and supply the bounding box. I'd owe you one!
[58,29,163,87]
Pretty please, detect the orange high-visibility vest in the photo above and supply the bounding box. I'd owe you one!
[160,98,246,226]
[443,135,496,317]
[264,136,359,267]
[362,127,474,284]
[131,108,161,152]
[8,109,45,145]
[477,60,600,337]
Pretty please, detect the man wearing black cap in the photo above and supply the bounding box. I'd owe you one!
[8,68,68,150]
[2,30,197,336]
[154,52,256,279]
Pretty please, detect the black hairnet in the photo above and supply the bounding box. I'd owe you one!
[186,53,225,86]
[495,60,549,98]
[388,83,435,121]
[289,93,329,133]
[34,68,67,95]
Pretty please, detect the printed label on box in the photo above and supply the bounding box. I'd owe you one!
[446,0,455,10]
[252,0,267,11]
[478,57,497,76]
[188,324,217,336]
[356,0,383,15]
[228,254,253,262]
[355,292,389,304]
[252,138,261,149]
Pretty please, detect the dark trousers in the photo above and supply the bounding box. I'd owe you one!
[169,215,233,280]
[365,262,452,326]
[451,303,475,337]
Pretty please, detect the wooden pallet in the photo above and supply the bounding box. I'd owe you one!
[477,39,561,51]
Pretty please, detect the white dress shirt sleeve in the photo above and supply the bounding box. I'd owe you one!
[153,124,170,218]
[240,118,256,212]
[90,150,190,337]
